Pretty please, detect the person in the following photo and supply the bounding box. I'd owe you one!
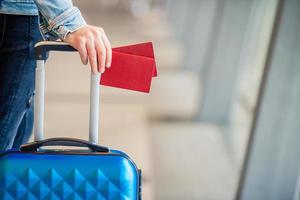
[0,0,112,150]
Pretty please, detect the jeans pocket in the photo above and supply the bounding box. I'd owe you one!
[0,14,6,48]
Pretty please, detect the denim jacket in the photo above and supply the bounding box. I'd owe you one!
[0,0,86,40]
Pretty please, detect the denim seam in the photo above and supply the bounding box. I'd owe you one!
[48,7,78,30]
[36,6,50,32]
[0,14,6,48]
[0,11,37,16]
[37,9,61,40]
[29,16,38,98]
[29,16,33,51]
[37,16,46,41]
[48,7,86,40]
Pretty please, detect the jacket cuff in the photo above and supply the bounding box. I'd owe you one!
[47,6,86,39]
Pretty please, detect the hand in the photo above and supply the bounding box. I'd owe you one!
[64,25,112,74]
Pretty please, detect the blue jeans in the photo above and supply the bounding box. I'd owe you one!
[0,14,42,150]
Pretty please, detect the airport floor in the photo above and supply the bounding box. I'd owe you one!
[40,2,246,199]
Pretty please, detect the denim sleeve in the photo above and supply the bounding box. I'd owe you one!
[33,0,86,40]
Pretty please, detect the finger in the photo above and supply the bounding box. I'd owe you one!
[100,29,112,68]
[86,39,98,74]
[95,34,106,73]
[77,40,88,65]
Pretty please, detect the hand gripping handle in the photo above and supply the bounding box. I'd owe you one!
[34,41,100,144]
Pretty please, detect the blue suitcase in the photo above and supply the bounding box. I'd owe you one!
[0,42,142,200]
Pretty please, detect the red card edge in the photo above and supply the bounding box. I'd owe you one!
[100,83,151,93]
[113,42,154,54]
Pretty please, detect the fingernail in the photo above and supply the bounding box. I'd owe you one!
[106,62,111,68]
[100,68,105,73]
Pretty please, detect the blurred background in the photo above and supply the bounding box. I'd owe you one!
[41,0,300,199]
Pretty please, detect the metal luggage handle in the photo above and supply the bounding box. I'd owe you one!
[34,41,100,144]
[35,41,77,60]
[20,138,109,152]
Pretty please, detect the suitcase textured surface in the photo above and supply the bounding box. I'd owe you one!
[0,42,142,200]
[0,149,140,200]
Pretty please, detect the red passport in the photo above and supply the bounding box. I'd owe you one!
[113,42,157,77]
[100,42,157,93]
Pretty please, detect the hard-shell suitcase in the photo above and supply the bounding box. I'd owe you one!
[0,42,142,200]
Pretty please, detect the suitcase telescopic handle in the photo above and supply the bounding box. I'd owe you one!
[34,41,100,144]
[35,41,77,60]
[20,138,109,152]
